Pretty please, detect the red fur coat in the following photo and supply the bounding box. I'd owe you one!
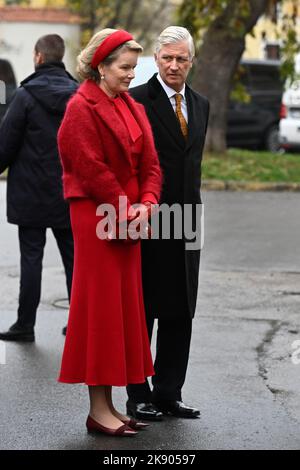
[58,79,162,216]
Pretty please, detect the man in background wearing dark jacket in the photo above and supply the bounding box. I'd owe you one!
[0,34,78,342]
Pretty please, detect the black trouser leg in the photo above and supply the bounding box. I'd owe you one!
[17,227,47,329]
[52,227,74,302]
[126,315,155,403]
[152,316,192,402]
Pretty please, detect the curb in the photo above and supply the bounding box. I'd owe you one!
[1,174,300,191]
[202,180,300,191]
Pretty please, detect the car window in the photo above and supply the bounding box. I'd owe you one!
[248,64,283,92]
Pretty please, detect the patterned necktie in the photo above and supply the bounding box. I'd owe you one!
[174,93,188,140]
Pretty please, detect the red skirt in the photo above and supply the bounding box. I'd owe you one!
[57,197,154,386]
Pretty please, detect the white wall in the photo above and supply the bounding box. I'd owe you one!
[0,21,80,84]
[130,56,157,88]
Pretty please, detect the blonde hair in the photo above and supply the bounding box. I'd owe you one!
[77,28,143,82]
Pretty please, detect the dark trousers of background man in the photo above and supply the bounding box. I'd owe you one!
[17,226,74,329]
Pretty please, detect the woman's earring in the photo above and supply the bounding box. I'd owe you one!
[100,74,105,80]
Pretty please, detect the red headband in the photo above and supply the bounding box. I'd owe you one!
[91,30,134,69]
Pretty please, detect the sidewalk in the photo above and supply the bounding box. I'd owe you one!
[202,180,300,191]
[2,173,300,191]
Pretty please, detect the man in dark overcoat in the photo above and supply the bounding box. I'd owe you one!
[0,34,78,342]
[126,26,209,419]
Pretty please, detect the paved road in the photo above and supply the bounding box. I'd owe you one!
[0,182,300,450]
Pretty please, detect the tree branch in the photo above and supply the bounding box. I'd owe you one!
[105,0,124,28]
[136,0,169,43]
[124,0,142,31]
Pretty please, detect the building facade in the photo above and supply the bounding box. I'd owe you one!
[244,1,300,60]
[0,3,81,83]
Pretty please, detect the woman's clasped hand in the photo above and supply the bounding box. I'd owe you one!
[106,202,155,243]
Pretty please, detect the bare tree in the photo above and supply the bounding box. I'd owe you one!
[66,0,174,50]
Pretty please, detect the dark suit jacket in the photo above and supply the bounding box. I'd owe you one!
[130,73,209,319]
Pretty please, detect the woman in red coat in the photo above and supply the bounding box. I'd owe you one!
[57,29,162,437]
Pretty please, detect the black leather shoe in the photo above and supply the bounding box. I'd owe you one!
[153,400,200,419]
[62,326,67,336]
[126,401,163,421]
[0,323,35,342]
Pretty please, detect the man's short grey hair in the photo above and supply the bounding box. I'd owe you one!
[155,26,195,58]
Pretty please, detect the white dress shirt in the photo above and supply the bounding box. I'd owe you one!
[157,74,188,123]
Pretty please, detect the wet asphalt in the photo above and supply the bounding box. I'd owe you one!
[0,182,300,450]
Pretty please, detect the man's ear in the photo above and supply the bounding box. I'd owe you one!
[36,52,44,65]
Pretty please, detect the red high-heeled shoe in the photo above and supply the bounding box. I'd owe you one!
[121,418,150,430]
[86,415,137,437]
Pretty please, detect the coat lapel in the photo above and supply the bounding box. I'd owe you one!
[78,80,132,167]
[148,75,186,149]
[120,93,149,138]
[185,85,199,151]
[94,101,132,166]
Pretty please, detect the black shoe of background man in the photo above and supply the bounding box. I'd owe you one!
[126,400,163,421]
[0,322,35,342]
[62,326,67,336]
[152,400,200,419]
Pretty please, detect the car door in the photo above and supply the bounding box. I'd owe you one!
[227,63,259,147]
[227,61,283,149]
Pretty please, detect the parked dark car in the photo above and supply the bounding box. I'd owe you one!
[0,59,17,123]
[227,59,284,152]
